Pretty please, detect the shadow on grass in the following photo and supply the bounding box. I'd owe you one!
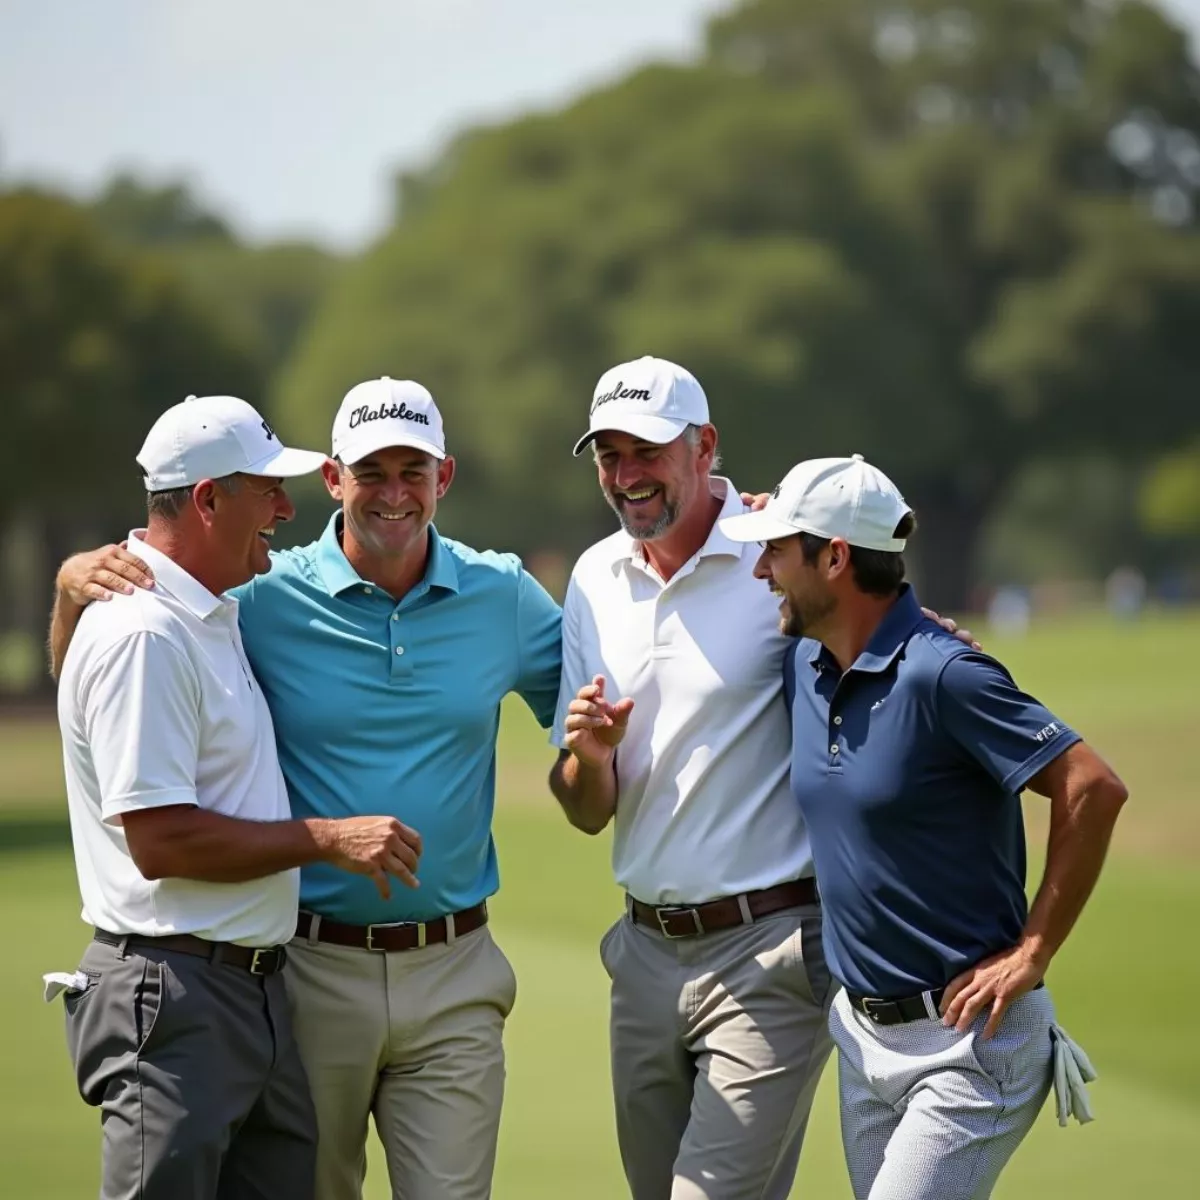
[0,815,71,854]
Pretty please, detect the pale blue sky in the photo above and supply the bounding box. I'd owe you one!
[1,1,1196,248]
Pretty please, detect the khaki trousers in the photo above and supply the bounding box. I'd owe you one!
[601,905,835,1200]
[285,921,517,1200]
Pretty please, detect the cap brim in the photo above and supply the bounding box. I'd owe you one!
[717,509,805,544]
[335,428,446,464]
[572,413,689,457]
[247,445,330,478]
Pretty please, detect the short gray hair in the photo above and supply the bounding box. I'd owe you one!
[682,424,722,473]
[146,472,242,520]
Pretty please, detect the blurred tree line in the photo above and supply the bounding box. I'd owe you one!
[3,0,1200,699]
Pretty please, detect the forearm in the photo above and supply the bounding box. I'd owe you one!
[549,751,618,835]
[1021,778,1127,964]
[47,587,84,680]
[129,808,338,883]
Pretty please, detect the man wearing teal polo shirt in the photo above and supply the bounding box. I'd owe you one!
[51,378,563,1200]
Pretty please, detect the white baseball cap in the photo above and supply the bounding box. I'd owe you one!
[572,356,709,457]
[137,395,327,492]
[331,377,446,464]
[720,455,913,551]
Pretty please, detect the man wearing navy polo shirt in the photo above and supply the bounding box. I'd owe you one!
[720,455,1128,1200]
[52,378,563,1200]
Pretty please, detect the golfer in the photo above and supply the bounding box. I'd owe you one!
[53,395,421,1200]
[719,453,1127,1200]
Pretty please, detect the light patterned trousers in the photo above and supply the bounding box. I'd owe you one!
[830,984,1055,1200]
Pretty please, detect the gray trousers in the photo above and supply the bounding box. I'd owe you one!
[601,905,835,1200]
[830,985,1055,1200]
[64,938,317,1200]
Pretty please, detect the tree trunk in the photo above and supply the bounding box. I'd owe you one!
[904,483,998,615]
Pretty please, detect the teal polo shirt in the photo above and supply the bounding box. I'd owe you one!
[231,513,563,924]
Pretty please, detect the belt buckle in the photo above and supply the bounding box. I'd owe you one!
[249,948,277,976]
[365,922,426,951]
[655,906,703,939]
[860,996,888,1024]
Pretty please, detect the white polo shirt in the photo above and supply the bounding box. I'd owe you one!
[552,479,813,904]
[56,533,298,946]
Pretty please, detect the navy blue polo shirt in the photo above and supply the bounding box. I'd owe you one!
[785,586,1080,998]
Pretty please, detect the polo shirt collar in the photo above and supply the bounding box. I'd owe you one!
[314,512,460,597]
[802,584,925,676]
[127,530,225,621]
[608,477,748,574]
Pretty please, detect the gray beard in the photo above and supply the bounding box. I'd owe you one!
[606,493,680,542]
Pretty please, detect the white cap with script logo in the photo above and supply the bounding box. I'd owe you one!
[331,377,446,464]
[137,395,327,492]
[719,455,913,551]
[572,356,709,457]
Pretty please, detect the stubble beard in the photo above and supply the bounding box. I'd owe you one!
[605,489,681,542]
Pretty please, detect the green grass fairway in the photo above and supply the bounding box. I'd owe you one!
[3,609,1198,1198]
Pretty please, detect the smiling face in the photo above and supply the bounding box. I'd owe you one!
[210,472,294,587]
[753,534,838,639]
[322,445,455,563]
[593,427,714,542]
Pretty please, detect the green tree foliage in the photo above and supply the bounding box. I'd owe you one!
[0,188,263,690]
[91,177,341,399]
[1141,442,1200,537]
[279,0,1200,605]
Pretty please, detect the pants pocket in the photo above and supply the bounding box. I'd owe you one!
[487,935,518,1018]
[133,959,166,1055]
[598,917,623,980]
[788,913,834,1010]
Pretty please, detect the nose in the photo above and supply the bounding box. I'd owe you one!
[753,549,771,581]
[275,488,296,524]
[612,456,644,491]
[376,478,409,509]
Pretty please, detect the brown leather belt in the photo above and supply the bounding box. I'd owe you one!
[93,928,287,976]
[294,902,489,952]
[628,878,819,939]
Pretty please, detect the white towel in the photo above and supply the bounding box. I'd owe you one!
[42,970,90,1003]
[1050,1023,1097,1126]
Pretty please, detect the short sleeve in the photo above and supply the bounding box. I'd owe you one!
[550,576,589,749]
[514,566,563,729]
[935,652,1081,794]
[81,631,202,824]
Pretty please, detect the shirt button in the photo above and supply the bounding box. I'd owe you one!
[833,715,843,726]
[830,744,840,755]
[363,585,373,594]
[395,646,405,656]
[391,614,399,622]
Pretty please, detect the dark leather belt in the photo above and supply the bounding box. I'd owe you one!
[93,928,286,976]
[847,978,1045,1026]
[294,901,489,952]
[628,878,818,940]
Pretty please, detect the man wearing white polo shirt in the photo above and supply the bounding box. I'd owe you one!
[548,357,831,1200]
[53,395,421,1200]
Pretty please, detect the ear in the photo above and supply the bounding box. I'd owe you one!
[321,457,343,501]
[825,537,853,581]
[192,480,220,525]
[697,424,718,470]
[435,455,456,499]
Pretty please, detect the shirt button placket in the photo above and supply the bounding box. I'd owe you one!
[389,609,408,680]
[829,713,842,769]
